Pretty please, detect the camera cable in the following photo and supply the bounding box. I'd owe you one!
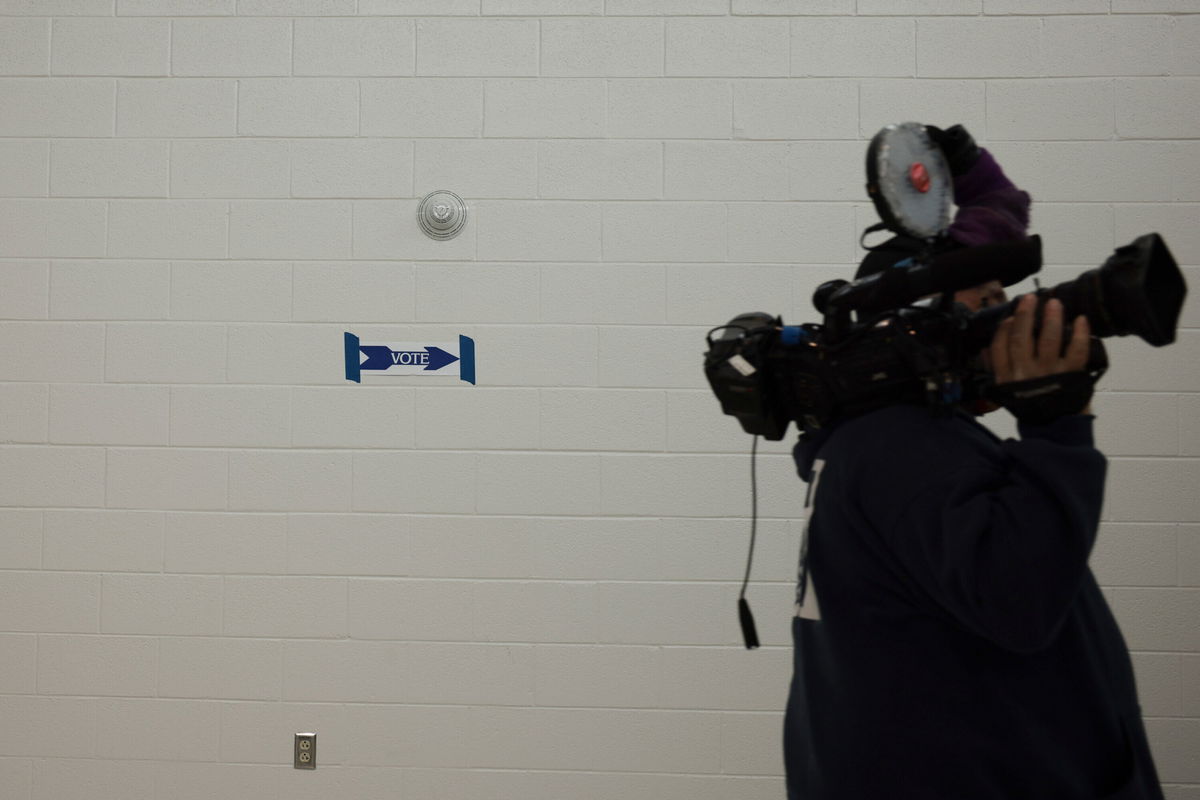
[738,435,761,650]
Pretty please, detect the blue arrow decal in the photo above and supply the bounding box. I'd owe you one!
[359,345,396,371]
[358,345,458,372]
[424,346,459,371]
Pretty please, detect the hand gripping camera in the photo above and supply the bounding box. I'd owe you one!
[704,123,1187,440]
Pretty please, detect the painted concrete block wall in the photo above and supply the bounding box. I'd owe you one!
[0,1,1196,798]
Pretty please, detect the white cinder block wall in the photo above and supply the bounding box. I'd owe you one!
[0,0,1196,798]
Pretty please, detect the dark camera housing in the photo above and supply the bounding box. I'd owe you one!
[705,234,1187,439]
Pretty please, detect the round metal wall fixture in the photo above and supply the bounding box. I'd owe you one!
[417,190,468,241]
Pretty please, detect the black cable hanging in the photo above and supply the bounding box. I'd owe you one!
[737,435,761,650]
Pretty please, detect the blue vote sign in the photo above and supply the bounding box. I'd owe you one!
[344,332,476,385]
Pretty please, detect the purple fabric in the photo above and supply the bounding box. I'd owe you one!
[947,148,1032,248]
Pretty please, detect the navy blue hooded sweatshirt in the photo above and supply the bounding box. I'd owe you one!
[784,404,1163,800]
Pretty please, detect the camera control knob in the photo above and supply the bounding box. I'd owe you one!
[813,280,849,314]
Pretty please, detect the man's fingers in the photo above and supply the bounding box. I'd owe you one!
[1065,314,1091,371]
[1037,298,1064,369]
[991,317,1014,383]
[1008,294,1036,380]
[988,297,1093,391]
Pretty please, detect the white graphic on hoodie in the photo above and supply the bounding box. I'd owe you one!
[795,458,824,621]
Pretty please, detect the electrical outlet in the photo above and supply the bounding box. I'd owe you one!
[294,732,316,769]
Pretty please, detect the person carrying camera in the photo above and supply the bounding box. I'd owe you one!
[783,127,1163,799]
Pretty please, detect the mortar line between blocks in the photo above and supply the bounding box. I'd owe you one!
[153,637,162,698]
[413,14,419,75]
[33,632,42,695]
[38,507,46,570]
[1175,522,1182,587]
[167,381,173,448]
[662,17,667,75]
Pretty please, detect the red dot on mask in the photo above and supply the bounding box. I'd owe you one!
[909,162,931,193]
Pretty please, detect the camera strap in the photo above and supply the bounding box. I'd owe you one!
[737,436,762,650]
[858,222,891,251]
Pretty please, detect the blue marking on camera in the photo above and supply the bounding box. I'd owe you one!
[781,326,809,346]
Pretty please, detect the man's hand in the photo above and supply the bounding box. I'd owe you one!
[990,294,1093,416]
[925,124,980,176]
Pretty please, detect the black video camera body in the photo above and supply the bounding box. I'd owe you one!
[704,232,1183,440]
[705,304,973,441]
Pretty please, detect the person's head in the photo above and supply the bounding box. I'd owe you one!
[856,242,1009,414]
[953,280,1006,313]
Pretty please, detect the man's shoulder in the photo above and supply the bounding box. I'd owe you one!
[818,405,1003,526]
[826,404,998,474]
[835,403,981,443]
